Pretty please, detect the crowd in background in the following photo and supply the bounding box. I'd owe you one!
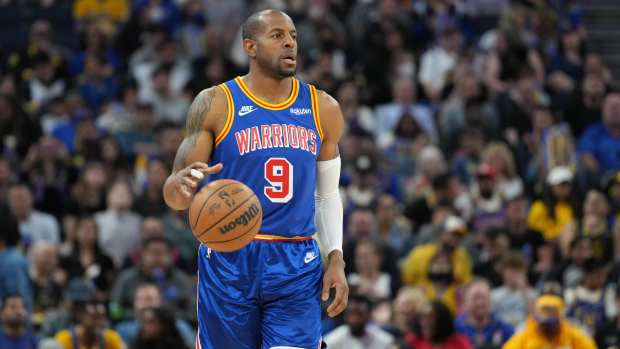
[0,0,620,348]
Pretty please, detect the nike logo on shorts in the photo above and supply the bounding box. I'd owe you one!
[304,251,318,264]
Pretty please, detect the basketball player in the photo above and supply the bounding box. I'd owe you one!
[162,9,348,349]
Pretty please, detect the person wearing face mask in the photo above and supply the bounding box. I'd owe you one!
[324,294,394,349]
[402,215,472,313]
[502,295,596,349]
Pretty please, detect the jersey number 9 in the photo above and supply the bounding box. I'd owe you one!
[264,157,293,203]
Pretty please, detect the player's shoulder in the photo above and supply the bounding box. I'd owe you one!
[313,87,340,112]
[189,84,230,132]
[312,87,343,135]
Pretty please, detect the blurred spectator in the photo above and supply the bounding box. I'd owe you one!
[54,281,124,349]
[0,294,39,349]
[455,279,514,349]
[546,236,593,289]
[132,39,192,105]
[374,77,436,148]
[110,237,195,322]
[25,52,67,111]
[161,208,198,273]
[392,287,429,338]
[402,215,472,313]
[147,65,190,124]
[491,252,537,328]
[0,95,43,158]
[502,295,596,349]
[450,127,487,184]
[375,194,413,259]
[406,300,471,349]
[0,156,13,203]
[495,66,544,146]
[8,183,60,246]
[564,258,616,336]
[481,142,523,200]
[484,30,544,94]
[135,158,169,217]
[77,55,120,114]
[28,241,65,329]
[547,23,585,99]
[153,121,183,165]
[97,79,138,135]
[595,290,620,349]
[115,284,194,348]
[73,0,129,28]
[470,163,503,217]
[70,23,123,78]
[95,180,142,267]
[129,306,188,349]
[324,294,394,349]
[60,215,115,296]
[114,102,156,157]
[472,229,511,287]
[527,166,577,241]
[418,25,461,102]
[404,173,460,230]
[405,145,448,203]
[0,206,33,310]
[565,73,607,138]
[503,196,545,264]
[581,188,613,261]
[344,208,401,296]
[578,91,620,176]
[348,239,392,301]
[68,162,108,214]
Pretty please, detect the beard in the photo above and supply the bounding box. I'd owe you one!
[256,53,296,79]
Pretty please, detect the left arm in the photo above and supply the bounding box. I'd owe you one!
[315,89,348,318]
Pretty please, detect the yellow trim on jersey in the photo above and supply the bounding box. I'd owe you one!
[235,76,299,110]
[215,83,234,146]
[254,234,312,242]
[309,85,324,140]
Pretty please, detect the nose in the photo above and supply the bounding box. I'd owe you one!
[284,34,295,48]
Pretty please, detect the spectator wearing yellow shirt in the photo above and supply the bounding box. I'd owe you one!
[527,166,577,241]
[73,0,128,22]
[502,294,596,349]
[401,216,472,313]
[54,280,125,349]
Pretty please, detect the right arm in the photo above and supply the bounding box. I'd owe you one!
[163,87,227,210]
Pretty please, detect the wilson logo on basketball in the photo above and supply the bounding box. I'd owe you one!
[219,203,260,235]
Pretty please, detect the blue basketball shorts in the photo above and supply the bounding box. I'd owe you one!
[196,237,323,349]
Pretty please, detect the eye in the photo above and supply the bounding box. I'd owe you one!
[272,33,282,39]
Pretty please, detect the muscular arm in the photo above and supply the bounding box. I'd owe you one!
[315,89,348,317]
[163,87,227,210]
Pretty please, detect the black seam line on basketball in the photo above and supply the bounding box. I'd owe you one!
[196,194,256,237]
[202,212,262,244]
[192,182,236,229]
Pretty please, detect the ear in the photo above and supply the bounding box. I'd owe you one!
[243,38,257,59]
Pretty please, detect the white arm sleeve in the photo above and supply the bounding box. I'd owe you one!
[315,156,343,254]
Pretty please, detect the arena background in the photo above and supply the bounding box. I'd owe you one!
[1,0,620,348]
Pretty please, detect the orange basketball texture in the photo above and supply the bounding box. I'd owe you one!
[188,179,262,252]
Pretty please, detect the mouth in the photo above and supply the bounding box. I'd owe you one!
[281,54,296,65]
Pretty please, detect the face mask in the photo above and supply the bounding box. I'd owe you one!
[428,271,454,284]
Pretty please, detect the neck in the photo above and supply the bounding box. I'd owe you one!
[78,325,97,345]
[243,70,293,104]
[360,268,379,279]
[3,324,24,337]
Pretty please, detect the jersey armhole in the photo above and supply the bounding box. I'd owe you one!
[214,83,235,146]
[309,84,324,141]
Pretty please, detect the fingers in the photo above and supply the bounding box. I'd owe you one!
[205,163,223,174]
[188,162,223,175]
[321,275,331,301]
[326,282,349,318]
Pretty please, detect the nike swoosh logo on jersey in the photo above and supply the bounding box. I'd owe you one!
[304,251,318,264]
[238,106,257,116]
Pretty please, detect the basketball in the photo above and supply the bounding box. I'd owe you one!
[188,179,262,252]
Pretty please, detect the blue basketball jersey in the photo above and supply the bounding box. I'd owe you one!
[209,76,323,238]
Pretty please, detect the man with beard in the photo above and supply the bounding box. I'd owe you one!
[324,294,394,349]
[0,294,38,349]
[502,295,596,349]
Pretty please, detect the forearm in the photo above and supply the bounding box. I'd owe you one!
[315,156,343,255]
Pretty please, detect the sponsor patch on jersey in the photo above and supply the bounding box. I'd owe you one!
[290,108,311,116]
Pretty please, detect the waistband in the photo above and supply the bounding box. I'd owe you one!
[253,234,313,242]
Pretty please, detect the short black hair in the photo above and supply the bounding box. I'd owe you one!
[348,293,373,311]
[241,9,288,40]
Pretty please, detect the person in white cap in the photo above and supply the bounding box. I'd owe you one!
[527,166,577,240]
